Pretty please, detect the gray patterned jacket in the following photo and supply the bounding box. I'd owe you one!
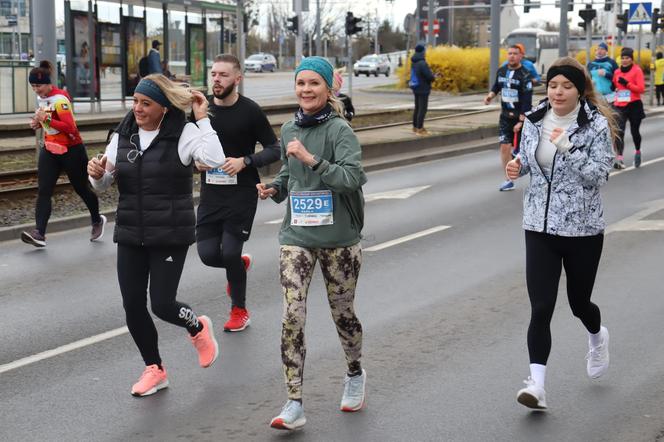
[518,99,614,236]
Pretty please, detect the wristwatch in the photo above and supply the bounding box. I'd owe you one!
[309,155,322,171]
[243,156,253,167]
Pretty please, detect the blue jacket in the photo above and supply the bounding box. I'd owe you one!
[588,56,618,95]
[410,52,435,95]
[518,99,613,237]
[148,49,163,75]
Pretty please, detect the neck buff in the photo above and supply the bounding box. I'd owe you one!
[294,103,334,127]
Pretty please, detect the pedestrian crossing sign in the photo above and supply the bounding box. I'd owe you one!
[628,2,652,24]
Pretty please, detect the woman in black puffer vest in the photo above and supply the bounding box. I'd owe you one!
[87,75,226,397]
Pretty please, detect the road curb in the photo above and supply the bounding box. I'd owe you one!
[0,125,499,243]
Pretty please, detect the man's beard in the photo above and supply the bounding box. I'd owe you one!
[213,83,234,100]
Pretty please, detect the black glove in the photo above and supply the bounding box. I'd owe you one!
[618,77,628,86]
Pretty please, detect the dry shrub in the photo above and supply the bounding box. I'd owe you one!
[397,46,507,93]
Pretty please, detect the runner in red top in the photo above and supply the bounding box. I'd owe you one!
[20,60,106,248]
[611,47,645,169]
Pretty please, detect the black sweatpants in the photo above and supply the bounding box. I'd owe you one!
[614,101,644,155]
[525,230,603,365]
[36,144,101,235]
[197,231,247,308]
[117,244,201,366]
[656,84,664,105]
[413,93,429,129]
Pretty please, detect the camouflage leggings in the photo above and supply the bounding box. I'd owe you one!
[279,244,363,401]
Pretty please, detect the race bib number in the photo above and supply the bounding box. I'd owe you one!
[616,90,631,103]
[206,167,237,185]
[603,92,615,103]
[289,190,333,226]
[501,88,519,103]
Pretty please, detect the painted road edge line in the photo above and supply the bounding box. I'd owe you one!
[364,225,451,252]
[611,156,664,176]
[0,326,129,375]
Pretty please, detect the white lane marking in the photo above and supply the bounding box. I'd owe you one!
[0,326,128,375]
[606,199,664,233]
[266,218,283,224]
[364,225,451,252]
[611,155,664,176]
[364,185,431,202]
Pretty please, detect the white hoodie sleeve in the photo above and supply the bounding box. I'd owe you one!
[177,118,225,167]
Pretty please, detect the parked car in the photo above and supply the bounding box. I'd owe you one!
[244,53,277,72]
[353,54,390,77]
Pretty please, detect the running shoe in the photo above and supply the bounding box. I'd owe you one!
[416,128,430,136]
[131,364,169,397]
[223,306,251,332]
[516,377,547,410]
[586,326,610,379]
[189,315,219,368]
[21,229,46,248]
[226,254,253,297]
[90,215,107,242]
[340,369,367,412]
[499,180,515,191]
[613,160,626,170]
[634,151,642,168]
[270,400,306,430]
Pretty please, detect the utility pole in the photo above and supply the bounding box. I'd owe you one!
[237,0,245,94]
[428,0,435,46]
[375,8,380,53]
[489,0,500,89]
[316,0,322,55]
[559,0,569,57]
[32,0,57,65]
[295,0,303,65]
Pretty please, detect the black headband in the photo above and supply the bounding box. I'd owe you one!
[546,65,586,96]
[29,71,51,85]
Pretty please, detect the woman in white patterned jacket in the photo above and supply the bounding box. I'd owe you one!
[505,57,618,410]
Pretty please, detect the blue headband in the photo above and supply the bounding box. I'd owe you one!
[135,78,171,108]
[295,56,334,88]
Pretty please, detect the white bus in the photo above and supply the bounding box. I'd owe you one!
[504,28,559,77]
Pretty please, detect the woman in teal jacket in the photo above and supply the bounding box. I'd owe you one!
[257,57,367,430]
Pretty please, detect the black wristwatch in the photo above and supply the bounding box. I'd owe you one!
[243,156,253,167]
[310,155,322,171]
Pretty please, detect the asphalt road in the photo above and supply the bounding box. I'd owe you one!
[1,115,663,441]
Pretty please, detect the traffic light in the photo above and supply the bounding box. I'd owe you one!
[370,40,376,52]
[652,8,661,33]
[286,15,298,35]
[578,21,587,31]
[345,12,362,36]
[524,0,540,13]
[578,4,596,27]
[616,9,629,33]
[604,0,613,11]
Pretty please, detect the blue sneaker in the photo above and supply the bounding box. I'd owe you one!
[499,180,515,191]
[634,151,642,168]
[340,369,367,412]
[270,400,306,430]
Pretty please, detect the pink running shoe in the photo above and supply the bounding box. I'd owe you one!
[190,315,219,368]
[226,254,253,297]
[131,364,169,397]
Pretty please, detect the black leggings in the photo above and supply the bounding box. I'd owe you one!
[36,144,100,235]
[413,93,429,129]
[117,244,201,366]
[525,231,603,365]
[197,232,247,308]
[614,101,644,155]
[656,84,664,104]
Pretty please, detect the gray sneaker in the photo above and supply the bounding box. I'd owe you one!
[340,369,366,412]
[90,215,107,242]
[270,400,306,430]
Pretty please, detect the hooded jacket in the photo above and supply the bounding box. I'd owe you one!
[410,52,435,95]
[518,99,613,237]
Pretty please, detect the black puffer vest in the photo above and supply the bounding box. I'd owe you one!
[112,109,195,246]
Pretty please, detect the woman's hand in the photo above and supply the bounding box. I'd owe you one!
[550,127,565,143]
[286,138,316,166]
[29,117,40,130]
[34,108,49,123]
[256,183,277,200]
[191,90,209,121]
[221,157,245,176]
[88,155,107,180]
[194,160,213,172]
[506,156,522,181]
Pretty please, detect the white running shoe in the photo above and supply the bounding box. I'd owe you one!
[516,377,547,410]
[270,400,306,430]
[586,326,610,379]
[340,369,367,412]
